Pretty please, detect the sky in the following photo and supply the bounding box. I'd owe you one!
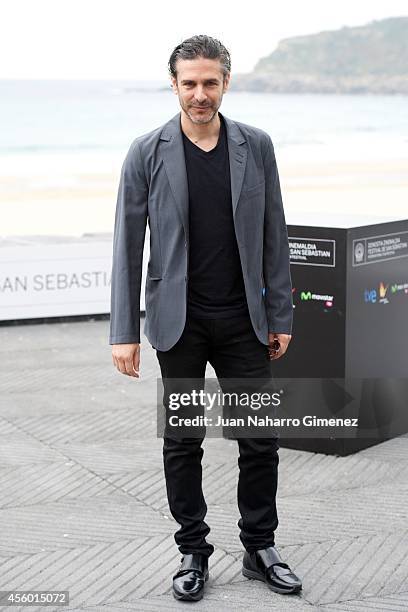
[0,0,407,81]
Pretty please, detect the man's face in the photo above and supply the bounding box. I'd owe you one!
[171,56,230,125]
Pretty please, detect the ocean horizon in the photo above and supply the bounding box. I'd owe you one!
[1,79,407,162]
[1,80,407,236]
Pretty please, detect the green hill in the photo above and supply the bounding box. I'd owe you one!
[230,17,408,94]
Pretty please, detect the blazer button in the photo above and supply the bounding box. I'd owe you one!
[184,275,188,281]
[184,241,188,249]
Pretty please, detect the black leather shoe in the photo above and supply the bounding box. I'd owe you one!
[172,553,209,601]
[242,546,302,594]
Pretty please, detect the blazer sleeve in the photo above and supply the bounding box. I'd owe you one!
[109,140,148,345]
[262,134,293,335]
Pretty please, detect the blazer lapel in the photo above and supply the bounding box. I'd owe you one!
[160,111,248,238]
[160,113,190,241]
[222,113,247,216]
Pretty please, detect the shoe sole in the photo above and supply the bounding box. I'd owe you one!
[173,591,204,602]
[242,567,302,595]
[172,573,209,601]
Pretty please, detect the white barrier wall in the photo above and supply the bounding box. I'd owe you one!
[0,233,150,321]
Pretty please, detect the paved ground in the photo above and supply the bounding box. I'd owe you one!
[0,317,407,611]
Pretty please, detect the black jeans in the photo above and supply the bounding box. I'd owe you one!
[156,313,279,557]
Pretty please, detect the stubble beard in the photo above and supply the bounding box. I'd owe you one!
[181,100,220,125]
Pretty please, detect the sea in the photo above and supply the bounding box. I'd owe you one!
[1,79,408,166]
[0,80,407,235]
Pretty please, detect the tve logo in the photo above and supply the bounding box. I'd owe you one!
[364,282,389,304]
[364,288,377,303]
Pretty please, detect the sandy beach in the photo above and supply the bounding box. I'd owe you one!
[1,156,407,237]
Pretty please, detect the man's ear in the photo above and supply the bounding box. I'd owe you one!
[223,73,231,93]
[170,76,178,94]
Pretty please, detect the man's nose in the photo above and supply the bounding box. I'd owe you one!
[194,87,207,102]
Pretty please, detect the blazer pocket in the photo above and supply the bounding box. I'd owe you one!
[241,179,265,195]
[147,211,163,279]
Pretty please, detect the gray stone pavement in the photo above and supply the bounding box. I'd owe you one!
[0,317,407,611]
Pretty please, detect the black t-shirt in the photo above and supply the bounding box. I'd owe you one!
[182,113,249,318]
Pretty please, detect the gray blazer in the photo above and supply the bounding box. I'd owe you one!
[109,111,293,351]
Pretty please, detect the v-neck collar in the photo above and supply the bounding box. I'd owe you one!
[182,113,225,155]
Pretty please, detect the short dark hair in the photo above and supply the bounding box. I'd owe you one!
[168,34,231,81]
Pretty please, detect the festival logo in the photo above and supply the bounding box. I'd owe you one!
[354,241,365,265]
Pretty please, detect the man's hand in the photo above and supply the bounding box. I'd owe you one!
[267,333,292,360]
[112,343,140,377]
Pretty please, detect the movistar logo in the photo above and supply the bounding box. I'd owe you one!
[391,282,408,294]
[300,290,334,306]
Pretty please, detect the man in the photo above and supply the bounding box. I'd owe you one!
[110,34,302,601]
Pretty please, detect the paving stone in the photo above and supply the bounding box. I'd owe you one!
[106,463,238,512]
[64,591,317,612]
[0,318,407,611]
[106,469,168,511]
[205,476,408,553]
[0,536,242,611]
[286,532,408,605]
[356,434,408,464]
[0,461,119,508]
[322,591,408,610]
[0,536,176,612]
[277,449,408,497]
[0,433,66,467]
[11,409,156,444]
[0,365,116,393]
[122,585,315,612]
[0,319,108,352]
[0,496,172,556]
[275,481,408,546]
[0,418,20,435]
[0,387,154,417]
[202,437,239,464]
[51,438,163,475]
